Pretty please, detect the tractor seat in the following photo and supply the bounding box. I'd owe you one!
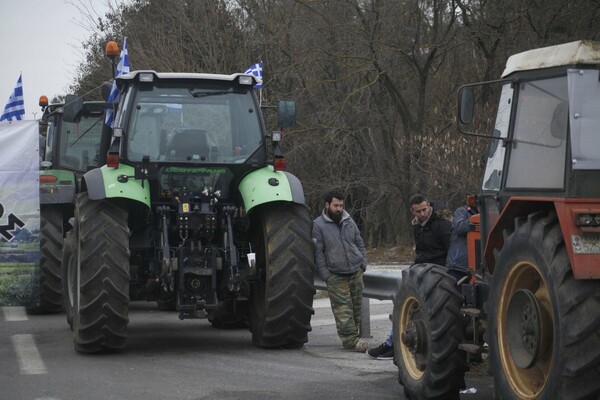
[167,129,209,161]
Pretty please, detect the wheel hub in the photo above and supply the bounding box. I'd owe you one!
[401,319,427,370]
[506,289,543,369]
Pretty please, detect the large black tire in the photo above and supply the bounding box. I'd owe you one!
[488,211,600,399]
[28,206,64,313]
[61,229,76,329]
[72,193,130,353]
[392,263,467,400]
[249,202,315,348]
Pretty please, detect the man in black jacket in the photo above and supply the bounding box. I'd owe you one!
[410,193,452,266]
[367,193,452,360]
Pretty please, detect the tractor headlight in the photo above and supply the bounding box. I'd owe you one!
[239,75,254,86]
[139,73,155,82]
[576,213,600,227]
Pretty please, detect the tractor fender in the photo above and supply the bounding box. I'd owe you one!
[82,165,150,208]
[483,198,554,274]
[238,166,305,213]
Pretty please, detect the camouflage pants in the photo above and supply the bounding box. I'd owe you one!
[326,270,364,349]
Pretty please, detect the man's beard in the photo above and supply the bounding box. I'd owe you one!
[327,208,342,224]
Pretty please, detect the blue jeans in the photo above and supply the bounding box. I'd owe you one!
[385,329,393,347]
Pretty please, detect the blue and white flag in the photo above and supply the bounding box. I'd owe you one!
[0,74,25,122]
[105,38,130,127]
[243,62,263,89]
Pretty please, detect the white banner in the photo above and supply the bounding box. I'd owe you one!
[0,120,40,306]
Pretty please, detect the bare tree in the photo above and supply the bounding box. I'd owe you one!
[69,0,599,247]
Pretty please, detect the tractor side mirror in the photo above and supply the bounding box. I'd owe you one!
[458,87,475,125]
[277,100,296,129]
[101,81,113,102]
[63,94,84,123]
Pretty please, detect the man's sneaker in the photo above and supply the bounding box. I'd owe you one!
[355,339,369,353]
[366,343,394,360]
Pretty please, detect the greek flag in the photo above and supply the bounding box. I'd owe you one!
[243,62,263,89]
[0,74,25,122]
[105,38,130,127]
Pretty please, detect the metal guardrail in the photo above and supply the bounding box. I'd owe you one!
[314,270,404,338]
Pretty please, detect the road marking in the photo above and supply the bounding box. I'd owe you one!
[11,334,47,375]
[2,306,28,321]
[311,313,390,327]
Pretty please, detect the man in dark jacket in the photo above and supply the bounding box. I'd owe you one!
[313,190,368,352]
[367,193,452,360]
[410,193,452,266]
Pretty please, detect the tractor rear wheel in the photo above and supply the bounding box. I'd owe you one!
[392,263,467,400]
[489,211,600,399]
[249,202,315,348]
[61,229,76,329]
[72,193,130,353]
[29,206,64,313]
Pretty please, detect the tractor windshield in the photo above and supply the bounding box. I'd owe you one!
[567,68,600,170]
[125,83,263,164]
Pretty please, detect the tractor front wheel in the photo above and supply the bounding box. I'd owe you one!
[249,202,315,348]
[392,263,467,400]
[29,206,64,313]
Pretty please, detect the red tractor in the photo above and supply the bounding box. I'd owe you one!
[392,40,600,399]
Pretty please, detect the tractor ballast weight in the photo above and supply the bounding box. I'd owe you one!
[392,40,600,400]
[62,70,316,353]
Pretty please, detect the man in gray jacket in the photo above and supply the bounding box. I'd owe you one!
[313,190,368,352]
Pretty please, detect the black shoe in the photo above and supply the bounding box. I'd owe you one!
[366,343,394,360]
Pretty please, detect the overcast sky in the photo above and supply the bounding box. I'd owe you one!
[0,1,113,120]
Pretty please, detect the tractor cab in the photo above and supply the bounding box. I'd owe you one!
[458,40,600,277]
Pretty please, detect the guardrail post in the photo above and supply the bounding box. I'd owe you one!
[360,297,371,338]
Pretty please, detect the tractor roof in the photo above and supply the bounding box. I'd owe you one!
[502,40,600,77]
[116,70,251,86]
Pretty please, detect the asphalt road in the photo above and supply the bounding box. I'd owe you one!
[1,267,494,400]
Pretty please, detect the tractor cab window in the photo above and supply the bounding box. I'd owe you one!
[568,68,600,170]
[505,76,567,189]
[126,83,263,164]
[44,119,56,163]
[59,114,103,171]
[482,84,512,190]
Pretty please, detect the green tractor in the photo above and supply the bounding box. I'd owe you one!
[32,97,105,313]
[62,70,315,353]
[392,40,600,399]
